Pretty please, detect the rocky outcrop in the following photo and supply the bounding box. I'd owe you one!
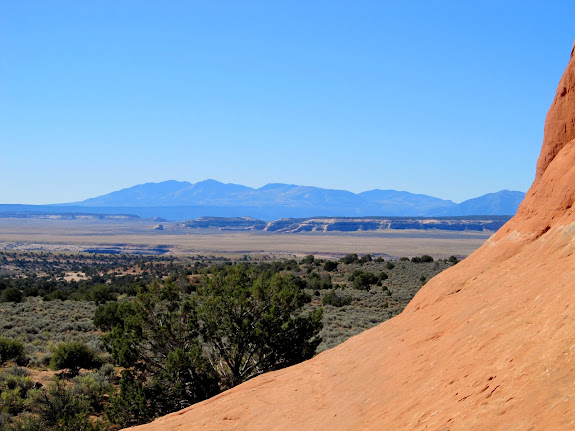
[128,45,575,430]
[179,216,510,233]
[264,216,509,233]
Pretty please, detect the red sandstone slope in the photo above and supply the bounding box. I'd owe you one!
[129,45,575,431]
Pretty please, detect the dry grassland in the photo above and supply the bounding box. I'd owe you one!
[0,218,492,258]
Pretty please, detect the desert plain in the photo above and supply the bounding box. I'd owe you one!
[0,218,491,258]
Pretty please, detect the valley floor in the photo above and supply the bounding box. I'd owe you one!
[0,218,491,258]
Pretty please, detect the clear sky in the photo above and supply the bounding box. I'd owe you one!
[1,1,574,204]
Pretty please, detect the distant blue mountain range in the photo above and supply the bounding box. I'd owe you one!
[33,179,525,221]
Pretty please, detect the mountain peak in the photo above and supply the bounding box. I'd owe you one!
[196,179,224,185]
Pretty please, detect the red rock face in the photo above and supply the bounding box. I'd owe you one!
[535,41,575,182]
[127,45,575,431]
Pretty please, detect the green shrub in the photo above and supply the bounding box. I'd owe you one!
[352,272,379,291]
[300,255,315,265]
[348,270,380,290]
[306,272,332,290]
[348,269,364,282]
[358,254,372,264]
[322,290,352,307]
[448,255,459,264]
[385,262,395,270]
[0,371,34,415]
[323,261,338,271]
[3,415,45,430]
[37,380,94,430]
[72,366,114,413]
[0,338,25,365]
[50,342,103,377]
[0,288,23,303]
[412,255,433,263]
[340,254,359,264]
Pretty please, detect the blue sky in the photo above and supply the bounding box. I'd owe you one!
[1,1,574,204]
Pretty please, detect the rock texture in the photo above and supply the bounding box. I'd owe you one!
[128,45,575,431]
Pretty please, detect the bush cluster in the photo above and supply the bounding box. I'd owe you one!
[411,255,434,263]
[322,290,352,307]
[0,364,115,430]
[348,270,388,291]
[306,272,333,290]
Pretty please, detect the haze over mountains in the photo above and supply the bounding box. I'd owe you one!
[49,179,525,221]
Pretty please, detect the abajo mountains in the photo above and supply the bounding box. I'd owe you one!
[5,181,524,221]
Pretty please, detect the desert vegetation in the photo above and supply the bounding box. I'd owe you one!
[0,250,457,429]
